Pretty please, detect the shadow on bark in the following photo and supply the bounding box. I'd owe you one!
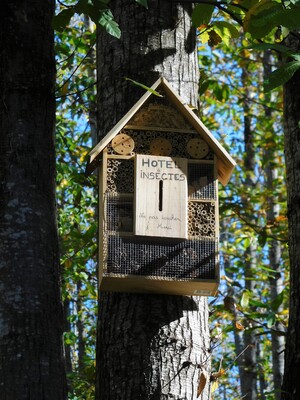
[96,292,199,399]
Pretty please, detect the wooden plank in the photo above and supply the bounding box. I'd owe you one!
[98,150,107,286]
[99,274,219,296]
[107,154,134,160]
[135,155,188,239]
[124,124,198,134]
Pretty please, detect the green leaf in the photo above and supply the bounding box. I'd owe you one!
[244,42,294,55]
[125,77,164,97]
[292,53,300,62]
[272,7,300,31]
[249,299,267,308]
[244,1,282,39]
[241,291,250,308]
[52,8,75,32]
[98,9,121,38]
[264,60,300,91]
[258,234,267,247]
[270,291,284,311]
[135,0,148,9]
[213,21,240,45]
[192,3,215,27]
[266,312,276,328]
[79,271,89,281]
[244,237,251,249]
[245,2,300,39]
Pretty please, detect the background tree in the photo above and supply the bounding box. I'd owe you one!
[281,32,300,400]
[0,1,67,399]
[51,0,298,398]
[95,1,211,399]
[196,33,287,399]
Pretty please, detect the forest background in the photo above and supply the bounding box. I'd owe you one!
[1,0,300,399]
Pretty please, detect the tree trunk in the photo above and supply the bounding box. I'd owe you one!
[235,66,258,400]
[262,50,285,400]
[281,33,300,400]
[0,1,66,399]
[96,1,210,399]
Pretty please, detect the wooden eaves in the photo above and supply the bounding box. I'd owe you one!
[85,77,236,185]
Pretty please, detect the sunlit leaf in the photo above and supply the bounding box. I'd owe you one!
[241,291,250,308]
[213,21,240,46]
[125,77,164,97]
[199,30,210,45]
[211,380,219,393]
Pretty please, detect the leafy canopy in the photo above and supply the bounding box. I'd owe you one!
[192,0,300,90]
[53,0,148,38]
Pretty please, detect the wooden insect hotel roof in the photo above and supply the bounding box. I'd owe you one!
[86,77,236,184]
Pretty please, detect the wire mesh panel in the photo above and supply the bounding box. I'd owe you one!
[188,163,216,200]
[105,235,217,280]
[105,194,133,233]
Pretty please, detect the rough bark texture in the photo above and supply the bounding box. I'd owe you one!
[97,0,200,136]
[96,1,210,399]
[281,34,300,400]
[0,1,67,399]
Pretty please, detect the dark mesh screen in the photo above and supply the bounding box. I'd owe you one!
[105,194,133,233]
[106,236,217,280]
[188,163,216,200]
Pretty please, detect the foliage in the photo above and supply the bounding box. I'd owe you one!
[197,32,289,398]
[192,0,300,91]
[53,0,148,37]
[55,8,98,399]
[53,0,292,398]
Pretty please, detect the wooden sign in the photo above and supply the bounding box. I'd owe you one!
[135,155,188,239]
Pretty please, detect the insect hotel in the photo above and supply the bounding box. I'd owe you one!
[86,78,235,296]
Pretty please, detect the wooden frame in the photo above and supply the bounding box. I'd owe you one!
[90,78,234,296]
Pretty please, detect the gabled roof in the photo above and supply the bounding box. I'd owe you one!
[86,77,236,185]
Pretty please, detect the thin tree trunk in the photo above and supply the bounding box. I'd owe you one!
[76,280,85,372]
[0,1,66,399]
[63,298,73,378]
[262,50,285,400]
[96,1,210,399]
[281,33,300,400]
[257,342,266,400]
[83,15,97,145]
[234,66,257,400]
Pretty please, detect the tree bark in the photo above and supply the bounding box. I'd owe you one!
[281,33,300,400]
[0,1,66,399]
[96,1,210,399]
